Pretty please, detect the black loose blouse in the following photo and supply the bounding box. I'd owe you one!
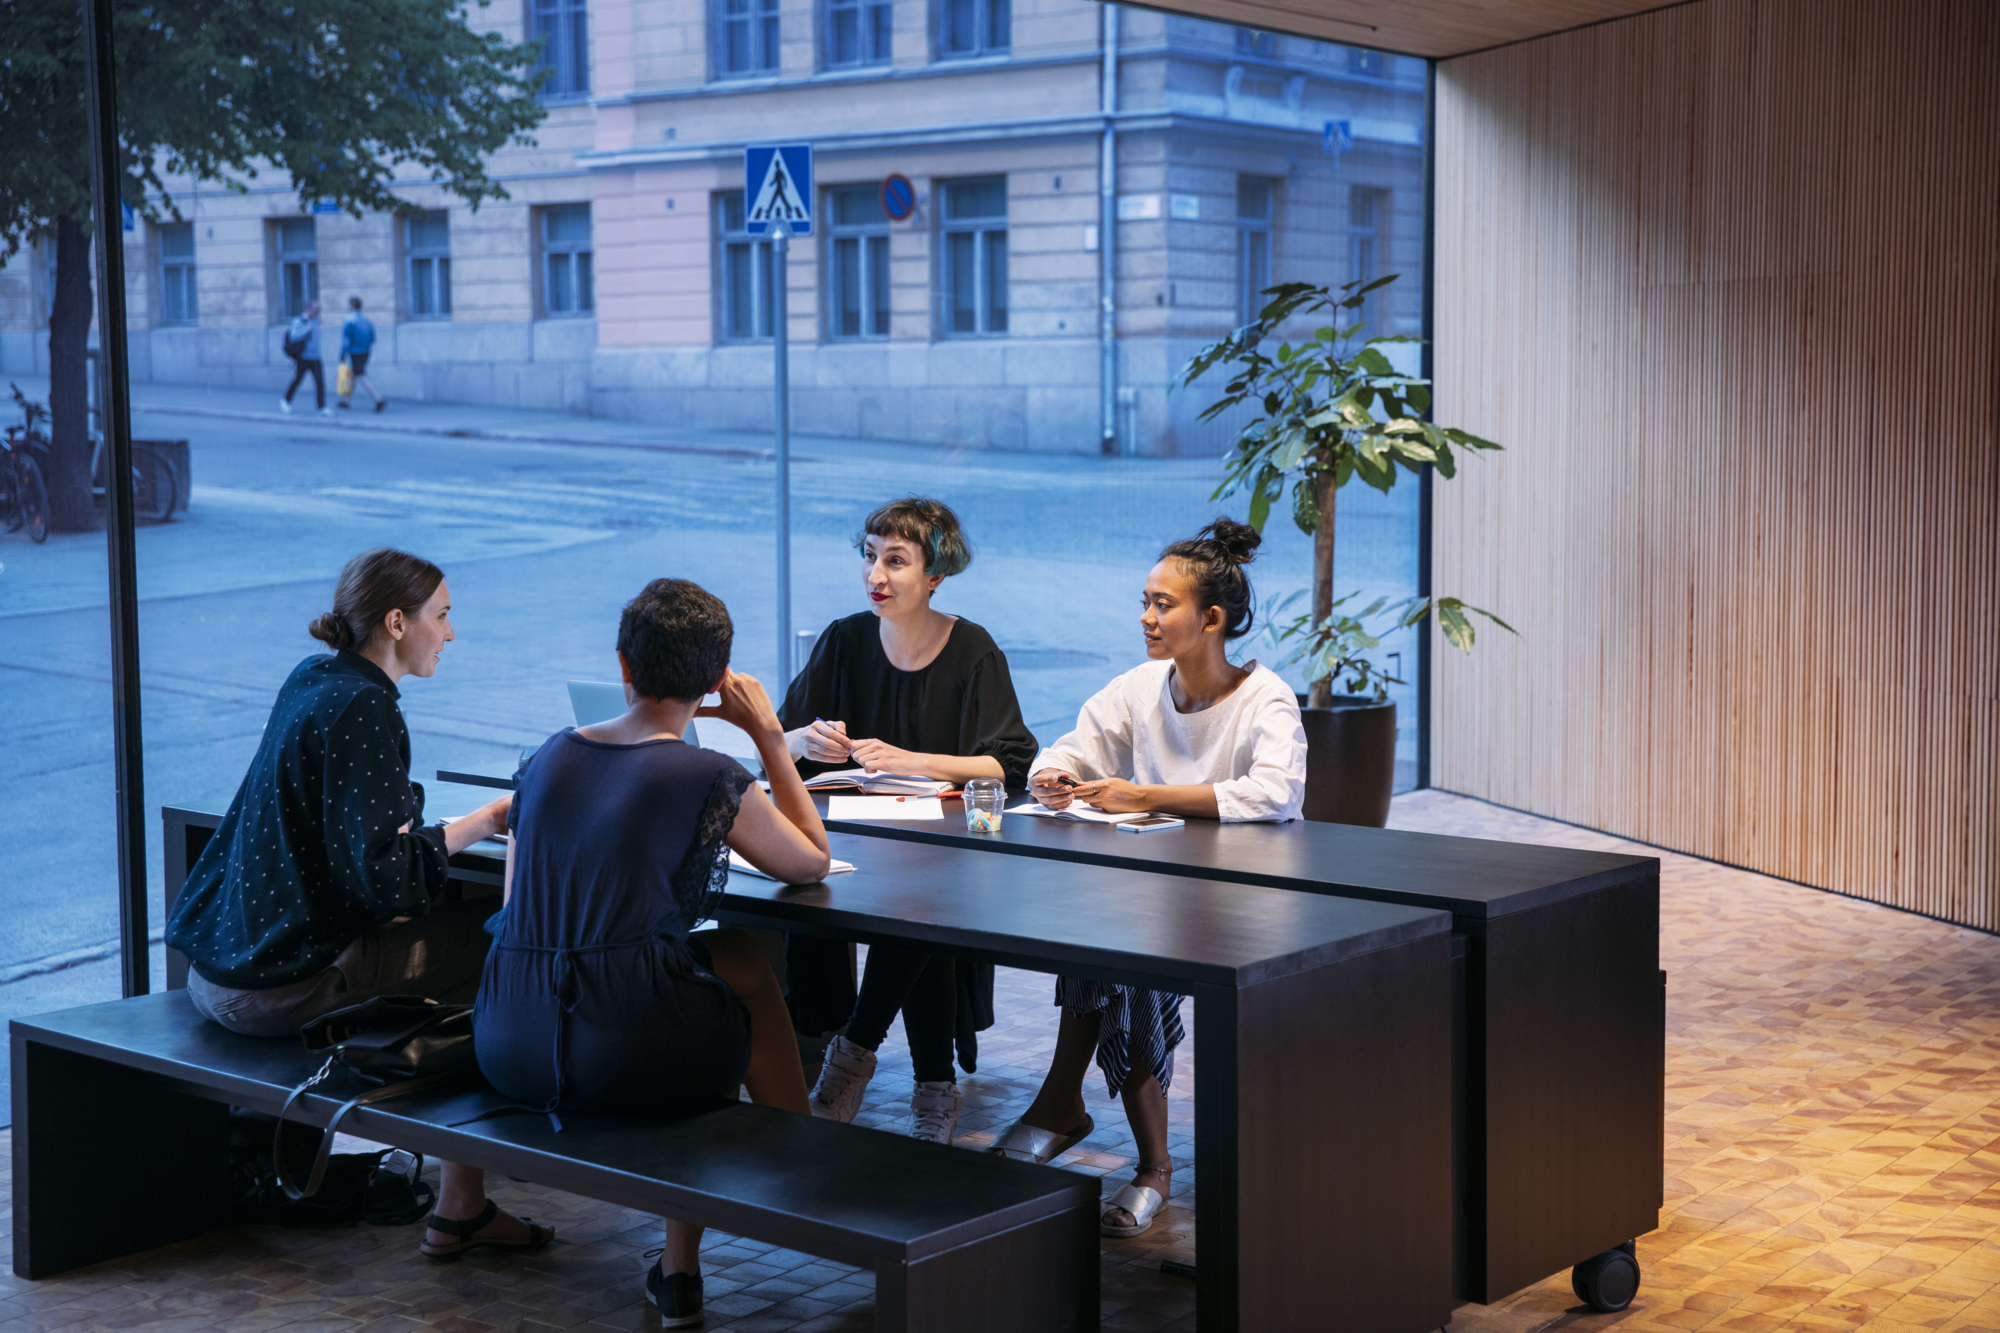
[164,650,450,989]
[780,613,1037,787]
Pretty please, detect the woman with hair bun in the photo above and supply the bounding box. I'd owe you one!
[165,547,548,1263]
[985,516,1307,1239]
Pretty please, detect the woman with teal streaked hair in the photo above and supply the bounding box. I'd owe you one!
[777,497,1038,1145]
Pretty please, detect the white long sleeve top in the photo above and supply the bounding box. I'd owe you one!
[1031,660,1307,823]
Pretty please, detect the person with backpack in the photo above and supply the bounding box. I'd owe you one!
[337,296,386,413]
[280,300,330,416]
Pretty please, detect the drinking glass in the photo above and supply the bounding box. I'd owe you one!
[964,777,1006,833]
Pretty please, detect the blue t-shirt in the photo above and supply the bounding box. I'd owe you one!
[341,314,375,356]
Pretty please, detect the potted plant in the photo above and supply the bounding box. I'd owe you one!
[1179,275,1513,826]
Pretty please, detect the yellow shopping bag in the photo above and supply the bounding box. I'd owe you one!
[336,361,354,397]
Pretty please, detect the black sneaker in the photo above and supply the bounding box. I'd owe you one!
[646,1265,703,1327]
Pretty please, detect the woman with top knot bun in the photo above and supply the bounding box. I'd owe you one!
[164,547,551,1263]
[984,516,1309,1241]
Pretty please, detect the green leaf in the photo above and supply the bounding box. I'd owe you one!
[1437,603,1474,651]
[1291,477,1320,535]
[1355,347,1396,377]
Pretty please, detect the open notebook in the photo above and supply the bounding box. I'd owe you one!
[801,768,955,797]
[1008,801,1151,826]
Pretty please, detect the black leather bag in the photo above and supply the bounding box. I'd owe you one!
[275,996,476,1200]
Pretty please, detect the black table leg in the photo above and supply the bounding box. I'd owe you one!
[1194,932,1454,1331]
[875,1202,1099,1333]
[12,1035,231,1278]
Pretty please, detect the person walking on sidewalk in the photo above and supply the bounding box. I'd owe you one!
[337,296,386,413]
[280,301,331,416]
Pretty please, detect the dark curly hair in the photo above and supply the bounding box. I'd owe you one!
[308,548,444,652]
[854,497,972,578]
[617,578,734,702]
[1159,517,1262,640]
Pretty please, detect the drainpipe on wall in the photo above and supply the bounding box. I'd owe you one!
[1099,3,1119,456]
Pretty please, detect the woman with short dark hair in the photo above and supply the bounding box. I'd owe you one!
[164,546,548,1263]
[781,497,1037,1144]
[474,578,828,1327]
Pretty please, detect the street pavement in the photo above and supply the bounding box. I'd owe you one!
[0,374,1421,1114]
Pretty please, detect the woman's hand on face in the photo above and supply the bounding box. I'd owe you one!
[695,670,783,738]
[802,718,852,763]
[1070,777,1149,813]
[848,738,918,775]
[1030,768,1077,809]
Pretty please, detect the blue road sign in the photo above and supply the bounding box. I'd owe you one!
[881,173,916,222]
[745,144,813,236]
[1323,119,1353,155]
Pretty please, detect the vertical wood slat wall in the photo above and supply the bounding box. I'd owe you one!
[1430,0,2000,927]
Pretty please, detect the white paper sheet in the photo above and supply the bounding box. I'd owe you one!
[827,795,946,821]
[729,850,855,881]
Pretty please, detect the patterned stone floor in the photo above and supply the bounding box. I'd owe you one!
[8,789,2000,1330]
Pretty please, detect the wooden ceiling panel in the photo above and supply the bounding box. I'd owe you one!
[1125,0,1684,58]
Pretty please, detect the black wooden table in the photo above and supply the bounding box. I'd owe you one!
[162,806,1457,1333]
[810,796,1664,1306]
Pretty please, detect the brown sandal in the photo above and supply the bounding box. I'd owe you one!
[420,1198,555,1262]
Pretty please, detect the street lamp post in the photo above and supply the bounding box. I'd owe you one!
[772,225,791,690]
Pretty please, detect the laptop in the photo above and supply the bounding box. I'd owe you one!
[567,680,701,748]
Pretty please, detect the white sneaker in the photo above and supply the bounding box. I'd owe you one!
[319,406,335,417]
[809,1035,877,1123]
[910,1081,962,1144]
[278,398,292,414]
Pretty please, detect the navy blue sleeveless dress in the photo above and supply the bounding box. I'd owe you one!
[474,729,756,1114]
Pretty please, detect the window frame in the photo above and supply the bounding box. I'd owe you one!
[273,217,318,322]
[405,209,453,320]
[539,203,595,318]
[715,0,782,80]
[825,185,891,341]
[938,176,1007,338]
[824,0,893,69]
[715,190,777,342]
[937,0,1009,60]
[157,221,198,326]
[1236,176,1276,327]
[532,0,591,100]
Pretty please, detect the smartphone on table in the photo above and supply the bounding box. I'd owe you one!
[1117,815,1184,834]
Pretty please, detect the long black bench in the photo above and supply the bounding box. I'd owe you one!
[11,991,1100,1332]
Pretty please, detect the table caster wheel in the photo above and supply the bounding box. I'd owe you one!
[1571,1242,1639,1312]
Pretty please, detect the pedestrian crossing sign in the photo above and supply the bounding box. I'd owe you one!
[744,144,813,236]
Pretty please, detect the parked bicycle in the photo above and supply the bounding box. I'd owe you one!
[4,384,52,544]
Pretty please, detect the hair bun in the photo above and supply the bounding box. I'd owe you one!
[308,611,353,649]
[1201,516,1262,565]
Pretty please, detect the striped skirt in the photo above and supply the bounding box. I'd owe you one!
[1054,978,1185,1098]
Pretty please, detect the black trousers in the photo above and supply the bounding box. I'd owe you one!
[284,357,324,408]
[788,937,960,1084]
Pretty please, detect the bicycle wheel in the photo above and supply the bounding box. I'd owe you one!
[133,450,178,525]
[17,455,49,543]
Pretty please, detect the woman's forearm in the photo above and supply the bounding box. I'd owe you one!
[757,729,829,852]
[1138,784,1221,820]
[903,752,1006,785]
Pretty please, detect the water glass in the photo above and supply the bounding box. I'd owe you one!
[964,777,1006,833]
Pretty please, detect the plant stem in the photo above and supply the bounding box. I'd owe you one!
[1309,468,1337,709]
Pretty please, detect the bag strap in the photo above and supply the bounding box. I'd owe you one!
[274,1058,470,1201]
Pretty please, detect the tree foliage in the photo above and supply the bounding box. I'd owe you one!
[1180,277,1513,702]
[0,0,548,528]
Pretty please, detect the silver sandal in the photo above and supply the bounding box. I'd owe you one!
[985,1114,1094,1164]
[1100,1182,1166,1238]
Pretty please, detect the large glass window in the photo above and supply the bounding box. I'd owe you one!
[941,177,1005,336]
[940,0,1008,58]
[1236,176,1274,326]
[827,186,889,339]
[716,0,781,78]
[540,203,594,316]
[827,0,892,68]
[716,191,775,341]
[158,221,197,325]
[274,218,317,320]
[406,209,452,318]
[533,0,590,98]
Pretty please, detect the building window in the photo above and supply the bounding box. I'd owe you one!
[827,186,890,339]
[274,218,318,320]
[939,0,1008,58]
[717,191,776,340]
[1234,27,1274,57]
[1349,185,1385,329]
[159,222,198,325]
[716,0,780,78]
[1236,176,1275,326]
[826,0,892,68]
[540,203,594,316]
[940,176,1005,336]
[533,0,590,98]
[406,210,452,319]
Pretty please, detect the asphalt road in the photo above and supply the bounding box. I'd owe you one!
[0,396,1420,1107]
